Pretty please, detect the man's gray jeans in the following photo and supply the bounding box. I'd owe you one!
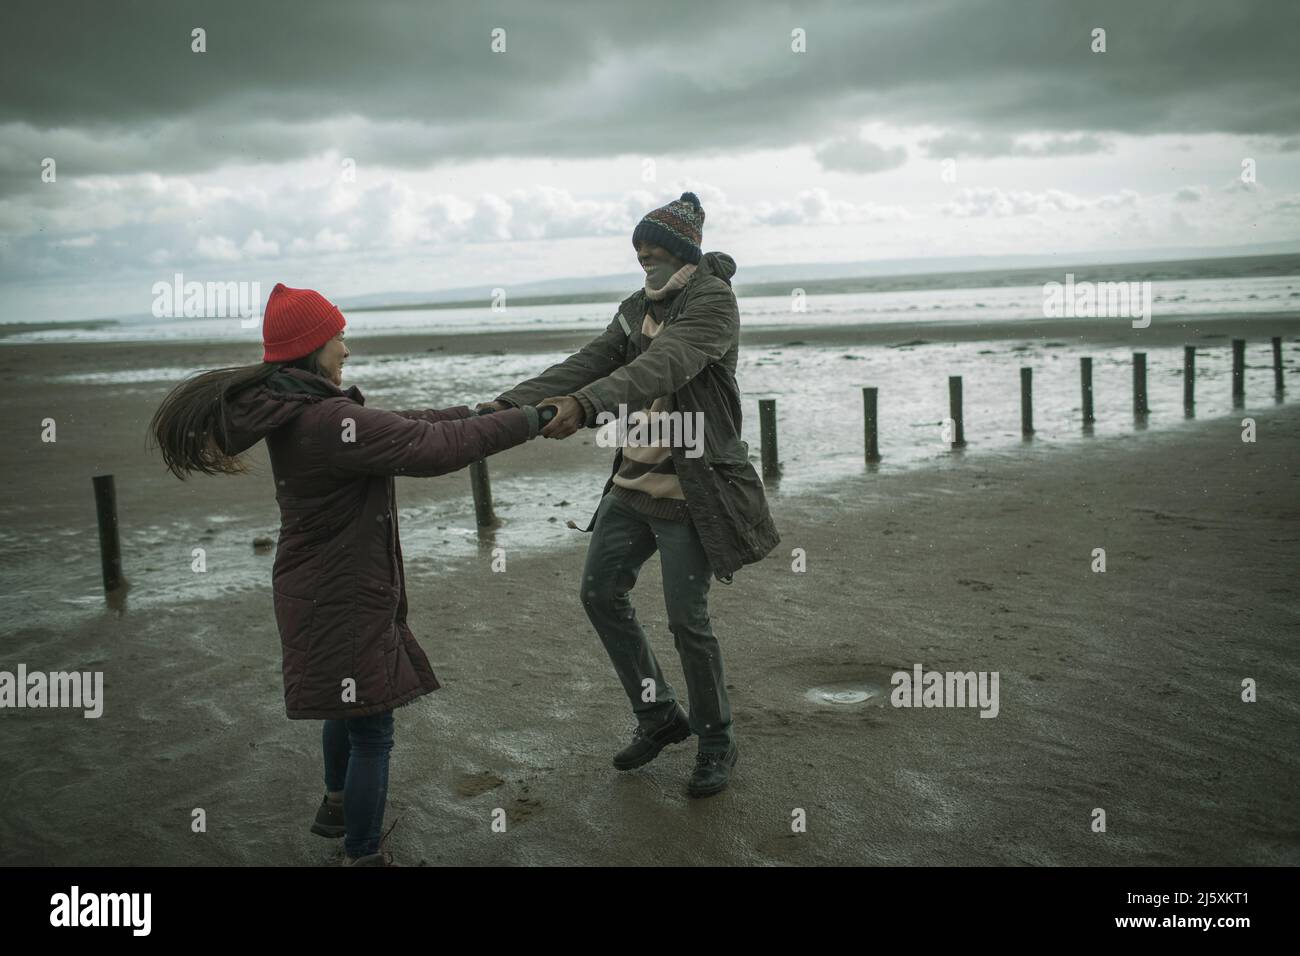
[580,493,734,753]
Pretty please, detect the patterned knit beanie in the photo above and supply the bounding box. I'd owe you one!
[632,192,705,265]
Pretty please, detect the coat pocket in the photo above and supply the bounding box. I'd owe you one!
[272,590,316,652]
[704,452,769,524]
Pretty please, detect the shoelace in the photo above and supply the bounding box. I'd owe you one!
[348,812,402,865]
[374,812,402,863]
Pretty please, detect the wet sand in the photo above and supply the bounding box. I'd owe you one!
[1,319,1298,865]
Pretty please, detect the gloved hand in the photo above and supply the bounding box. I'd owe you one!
[476,402,556,425]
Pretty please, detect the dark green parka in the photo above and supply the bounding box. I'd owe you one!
[497,251,779,581]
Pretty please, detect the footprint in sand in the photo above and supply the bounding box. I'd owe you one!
[507,791,543,825]
[454,770,505,798]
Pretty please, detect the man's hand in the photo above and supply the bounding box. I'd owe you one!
[539,395,584,439]
[475,400,508,415]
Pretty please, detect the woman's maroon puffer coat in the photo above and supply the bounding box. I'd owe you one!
[217,368,534,719]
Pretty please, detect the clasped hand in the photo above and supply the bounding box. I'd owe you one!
[475,395,584,439]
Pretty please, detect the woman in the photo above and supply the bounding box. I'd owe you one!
[150,282,544,865]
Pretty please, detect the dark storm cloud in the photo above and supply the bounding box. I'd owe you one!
[919,132,1114,159]
[1,0,1297,194]
[813,136,908,173]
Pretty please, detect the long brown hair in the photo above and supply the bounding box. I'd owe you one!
[149,348,327,479]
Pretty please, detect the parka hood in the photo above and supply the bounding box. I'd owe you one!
[217,368,360,456]
[698,251,736,284]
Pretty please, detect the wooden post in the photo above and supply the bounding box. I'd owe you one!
[862,387,881,463]
[1080,357,1095,425]
[1272,336,1284,394]
[92,475,128,603]
[1183,346,1196,416]
[1232,339,1246,404]
[1020,367,1034,437]
[1133,353,1149,417]
[469,459,496,528]
[759,399,780,478]
[948,376,966,448]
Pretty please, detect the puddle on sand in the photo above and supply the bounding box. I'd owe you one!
[804,682,885,706]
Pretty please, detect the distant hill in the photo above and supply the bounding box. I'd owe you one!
[341,246,1300,314]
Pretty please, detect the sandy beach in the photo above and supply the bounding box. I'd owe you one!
[1,316,1297,866]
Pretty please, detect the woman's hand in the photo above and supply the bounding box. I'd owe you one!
[538,395,584,439]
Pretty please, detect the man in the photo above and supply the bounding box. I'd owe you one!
[481,192,779,797]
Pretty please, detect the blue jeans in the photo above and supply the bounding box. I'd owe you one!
[580,493,734,752]
[322,712,394,858]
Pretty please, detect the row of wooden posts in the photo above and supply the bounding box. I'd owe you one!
[758,336,1287,477]
[90,337,1287,599]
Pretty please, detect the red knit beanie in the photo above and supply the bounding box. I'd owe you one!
[261,283,346,362]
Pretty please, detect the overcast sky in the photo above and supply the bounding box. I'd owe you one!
[2,0,1298,321]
